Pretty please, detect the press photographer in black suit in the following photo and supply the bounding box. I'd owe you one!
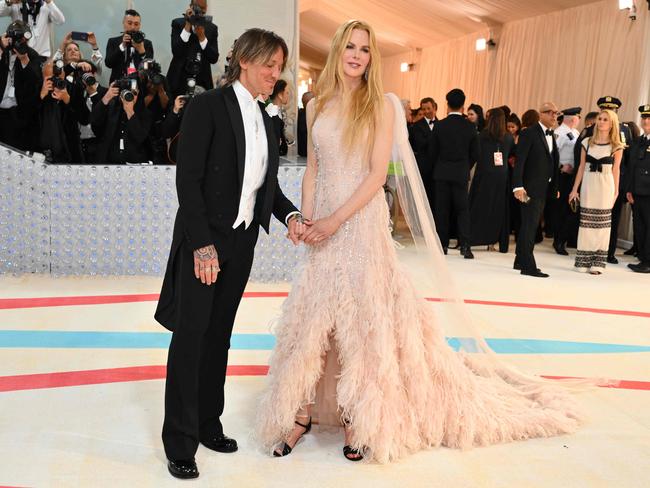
[0,20,41,151]
[37,59,89,163]
[105,9,154,83]
[512,102,560,278]
[429,89,479,258]
[91,75,152,164]
[167,0,219,98]
[154,28,304,480]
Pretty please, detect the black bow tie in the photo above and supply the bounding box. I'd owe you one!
[545,129,554,136]
[428,120,434,126]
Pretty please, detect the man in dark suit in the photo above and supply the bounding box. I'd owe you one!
[0,21,41,151]
[166,0,219,99]
[297,90,313,157]
[154,28,304,480]
[626,104,650,273]
[512,102,560,277]
[409,96,438,214]
[105,9,154,83]
[429,89,479,258]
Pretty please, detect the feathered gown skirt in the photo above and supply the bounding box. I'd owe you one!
[255,111,582,463]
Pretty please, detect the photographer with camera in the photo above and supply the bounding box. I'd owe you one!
[52,38,107,162]
[139,58,173,163]
[105,9,154,83]
[91,74,152,164]
[37,59,88,162]
[54,31,104,76]
[0,20,41,150]
[166,0,218,98]
[0,0,65,60]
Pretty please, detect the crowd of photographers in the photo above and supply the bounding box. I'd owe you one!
[0,0,220,164]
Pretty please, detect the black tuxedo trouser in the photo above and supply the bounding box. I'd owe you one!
[634,195,650,264]
[516,195,546,272]
[163,223,259,461]
[435,180,470,248]
[554,173,578,247]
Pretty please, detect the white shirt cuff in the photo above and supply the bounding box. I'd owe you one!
[119,43,125,52]
[513,187,524,193]
[285,211,302,225]
[180,29,191,43]
[199,37,208,50]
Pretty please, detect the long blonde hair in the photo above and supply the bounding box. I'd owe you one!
[313,20,384,151]
[590,109,625,151]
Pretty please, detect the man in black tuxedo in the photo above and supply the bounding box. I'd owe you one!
[429,89,479,258]
[512,102,560,277]
[166,0,219,99]
[0,21,41,151]
[409,96,437,214]
[155,28,304,480]
[297,90,313,157]
[626,104,650,273]
[105,9,154,83]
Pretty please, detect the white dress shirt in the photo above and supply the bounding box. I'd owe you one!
[180,27,208,50]
[424,117,434,130]
[555,122,580,167]
[232,80,269,229]
[0,53,27,109]
[0,1,65,57]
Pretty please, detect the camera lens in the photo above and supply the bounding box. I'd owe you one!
[121,90,135,102]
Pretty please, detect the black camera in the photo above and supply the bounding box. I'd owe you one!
[139,59,164,85]
[126,30,145,44]
[81,72,97,87]
[184,3,213,26]
[184,52,202,76]
[49,60,66,90]
[5,21,32,55]
[115,77,138,102]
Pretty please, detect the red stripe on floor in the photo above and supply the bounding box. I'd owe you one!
[1,292,649,318]
[0,365,647,393]
[0,365,269,392]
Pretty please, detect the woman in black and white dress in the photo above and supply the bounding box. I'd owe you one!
[569,110,624,274]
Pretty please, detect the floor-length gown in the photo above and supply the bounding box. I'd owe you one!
[575,139,617,273]
[256,102,583,464]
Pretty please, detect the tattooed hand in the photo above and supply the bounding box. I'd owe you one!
[193,244,219,285]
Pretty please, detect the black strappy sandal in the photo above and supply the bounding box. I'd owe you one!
[342,419,364,461]
[343,445,364,461]
[273,417,312,457]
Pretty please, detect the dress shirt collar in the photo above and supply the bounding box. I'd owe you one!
[232,80,259,108]
[448,112,463,116]
[539,121,553,133]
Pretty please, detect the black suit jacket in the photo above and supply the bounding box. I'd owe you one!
[170,85,297,254]
[297,107,307,157]
[105,35,155,83]
[409,118,436,176]
[166,18,219,97]
[627,136,650,196]
[512,124,559,199]
[0,46,42,127]
[430,114,479,182]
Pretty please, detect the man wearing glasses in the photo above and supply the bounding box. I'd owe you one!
[512,102,560,277]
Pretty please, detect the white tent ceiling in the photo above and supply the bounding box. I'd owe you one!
[300,0,603,70]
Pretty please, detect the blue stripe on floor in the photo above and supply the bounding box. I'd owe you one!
[0,330,649,354]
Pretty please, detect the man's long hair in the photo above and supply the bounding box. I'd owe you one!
[313,20,384,153]
[225,28,288,86]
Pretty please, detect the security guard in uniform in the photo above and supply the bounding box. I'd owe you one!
[626,105,650,273]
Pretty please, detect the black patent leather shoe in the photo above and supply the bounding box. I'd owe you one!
[201,433,238,453]
[513,261,521,270]
[624,247,637,256]
[521,268,549,278]
[607,255,619,264]
[168,459,199,479]
[629,263,650,273]
[461,247,474,259]
[553,243,569,256]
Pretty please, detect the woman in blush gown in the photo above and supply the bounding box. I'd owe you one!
[255,20,584,464]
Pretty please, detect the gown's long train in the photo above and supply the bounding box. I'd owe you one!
[255,100,583,463]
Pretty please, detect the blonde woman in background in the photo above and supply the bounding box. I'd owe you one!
[569,110,624,274]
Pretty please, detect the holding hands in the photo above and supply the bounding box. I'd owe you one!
[286,214,342,246]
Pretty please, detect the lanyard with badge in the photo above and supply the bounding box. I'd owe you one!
[493,143,503,166]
